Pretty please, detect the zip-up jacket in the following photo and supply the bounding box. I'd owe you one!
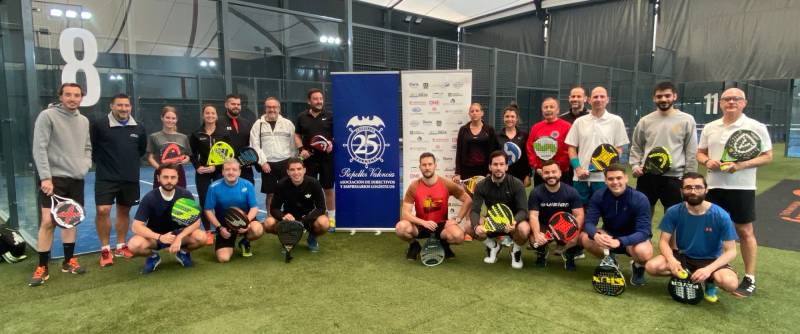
[584,187,652,246]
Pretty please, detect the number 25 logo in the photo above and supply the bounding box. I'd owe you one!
[59,28,100,106]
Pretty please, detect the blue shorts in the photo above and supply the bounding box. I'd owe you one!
[573,181,607,205]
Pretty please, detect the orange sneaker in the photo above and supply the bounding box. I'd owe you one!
[465,234,473,241]
[62,257,87,274]
[99,248,114,267]
[29,266,49,287]
[206,231,214,245]
[114,245,134,258]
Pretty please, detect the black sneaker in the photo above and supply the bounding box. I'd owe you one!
[441,240,455,259]
[535,247,548,267]
[630,261,647,286]
[734,276,756,297]
[406,241,421,260]
[562,249,576,271]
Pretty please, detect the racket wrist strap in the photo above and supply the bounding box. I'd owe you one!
[570,158,581,169]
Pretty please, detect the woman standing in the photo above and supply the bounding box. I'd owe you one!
[146,105,191,188]
[189,104,229,244]
[497,104,531,187]
[453,102,499,183]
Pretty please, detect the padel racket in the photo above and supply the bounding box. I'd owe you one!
[310,135,332,152]
[460,175,485,197]
[420,235,445,267]
[588,143,619,172]
[236,147,259,167]
[668,269,703,305]
[533,211,579,248]
[720,129,762,172]
[643,146,672,175]
[277,220,305,263]
[207,141,235,166]
[483,203,515,236]
[533,136,558,161]
[503,141,522,164]
[159,142,186,164]
[50,194,85,229]
[171,197,201,227]
[592,249,626,296]
[222,207,250,231]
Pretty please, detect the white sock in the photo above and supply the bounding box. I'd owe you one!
[116,243,125,249]
[512,242,522,253]
[327,210,336,219]
[633,262,644,268]
[102,245,111,251]
[745,274,755,283]
[483,238,497,249]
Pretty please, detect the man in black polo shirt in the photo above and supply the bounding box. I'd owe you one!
[218,94,255,184]
[294,88,335,224]
[90,93,147,267]
[264,158,328,253]
[559,86,590,124]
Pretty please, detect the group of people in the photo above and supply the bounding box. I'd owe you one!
[29,83,334,285]
[397,82,771,302]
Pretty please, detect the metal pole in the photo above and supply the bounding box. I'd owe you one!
[219,0,233,93]
[490,48,498,128]
[346,0,353,71]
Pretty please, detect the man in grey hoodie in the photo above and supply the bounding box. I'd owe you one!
[29,83,92,287]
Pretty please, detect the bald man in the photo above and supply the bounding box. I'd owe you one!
[697,87,772,297]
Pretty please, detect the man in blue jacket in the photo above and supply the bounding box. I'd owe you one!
[580,163,653,286]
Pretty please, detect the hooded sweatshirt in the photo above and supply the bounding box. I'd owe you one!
[32,103,92,180]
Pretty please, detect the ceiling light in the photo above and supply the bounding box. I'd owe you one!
[403,15,412,23]
[414,17,423,24]
[81,11,92,20]
[334,37,341,45]
[319,35,328,44]
[65,10,78,18]
[208,60,216,67]
[200,60,208,67]
[49,8,63,17]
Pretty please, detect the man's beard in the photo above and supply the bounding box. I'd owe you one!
[545,176,559,186]
[161,183,175,191]
[685,194,705,206]
[227,108,240,116]
[657,101,673,112]
[422,171,434,179]
[310,104,323,113]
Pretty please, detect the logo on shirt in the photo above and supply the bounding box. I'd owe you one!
[344,116,389,168]
[704,226,713,233]
[305,193,312,199]
[550,130,560,139]
[130,134,139,138]
[241,188,247,193]
[321,118,328,121]
[422,196,443,213]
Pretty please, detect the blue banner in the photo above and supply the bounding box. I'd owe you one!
[332,72,401,229]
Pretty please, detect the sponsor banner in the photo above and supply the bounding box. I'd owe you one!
[332,72,400,229]
[401,70,472,219]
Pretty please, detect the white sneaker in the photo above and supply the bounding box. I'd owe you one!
[483,239,501,264]
[511,243,523,269]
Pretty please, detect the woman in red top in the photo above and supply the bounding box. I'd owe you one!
[526,97,573,186]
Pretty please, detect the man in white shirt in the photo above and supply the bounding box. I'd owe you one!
[564,86,630,205]
[250,97,297,212]
[697,87,772,297]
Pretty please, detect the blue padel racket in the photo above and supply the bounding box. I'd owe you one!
[236,147,259,167]
[503,141,522,165]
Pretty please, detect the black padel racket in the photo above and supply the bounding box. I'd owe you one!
[592,249,626,296]
[589,143,619,172]
[643,146,672,175]
[277,220,305,263]
[720,129,762,172]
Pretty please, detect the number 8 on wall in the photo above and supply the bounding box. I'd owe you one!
[59,28,100,106]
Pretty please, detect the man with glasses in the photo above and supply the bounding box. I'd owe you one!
[696,87,772,297]
[251,97,296,212]
[645,172,739,303]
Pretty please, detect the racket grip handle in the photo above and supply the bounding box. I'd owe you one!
[603,248,610,256]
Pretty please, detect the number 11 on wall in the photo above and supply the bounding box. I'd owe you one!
[704,93,718,115]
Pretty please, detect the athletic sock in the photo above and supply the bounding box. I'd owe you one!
[328,210,336,219]
[38,251,50,267]
[102,245,111,251]
[483,238,497,249]
[63,243,75,261]
[633,262,644,268]
[745,274,755,283]
[116,243,125,249]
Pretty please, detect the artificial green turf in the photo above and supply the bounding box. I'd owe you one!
[1,144,799,333]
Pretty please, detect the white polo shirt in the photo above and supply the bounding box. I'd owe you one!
[698,114,771,190]
[564,109,629,182]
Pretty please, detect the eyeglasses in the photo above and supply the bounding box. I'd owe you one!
[682,185,705,191]
[721,96,745,103]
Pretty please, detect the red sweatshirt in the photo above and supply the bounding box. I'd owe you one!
[526,119,572,172]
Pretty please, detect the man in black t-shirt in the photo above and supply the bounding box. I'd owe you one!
[294,88,335,223]
[218,94,255,184]
[264,158,328,253]
[528,160,585,270]
[128,164,206,274]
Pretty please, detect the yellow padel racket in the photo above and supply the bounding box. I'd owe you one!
[207,141,235,166]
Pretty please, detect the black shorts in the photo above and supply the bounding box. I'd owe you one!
[304,153,334,189]
[301,212,324,231]
[672,249,734,283]
[95,180,140,206]
[459,165,488,180]
[415,223,446,239]
[39,177,85,208]
[636,174,682,209]
[610,245,633,257]
[707,189,756,223]
[260,159,289,194]
[215,230,245,250]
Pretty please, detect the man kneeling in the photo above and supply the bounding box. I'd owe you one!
[128,164,206,274]
[645,172,739,303]
[205,159,264,262]
[396,152,471,260]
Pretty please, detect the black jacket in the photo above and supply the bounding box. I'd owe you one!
[90,114,147,182]
[189,126,231,168]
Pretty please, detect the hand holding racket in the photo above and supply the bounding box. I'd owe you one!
[50,194,85,229]
[207,141,235,166]
[277,220,305,263]
[533,211,579,248]
[668,269,703,305]
[642,146,672,175]
[223,207,250,234]
[592,249,626,296]
[483,203,515,236]
[420,235,445,267]
[720,129,762,173]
